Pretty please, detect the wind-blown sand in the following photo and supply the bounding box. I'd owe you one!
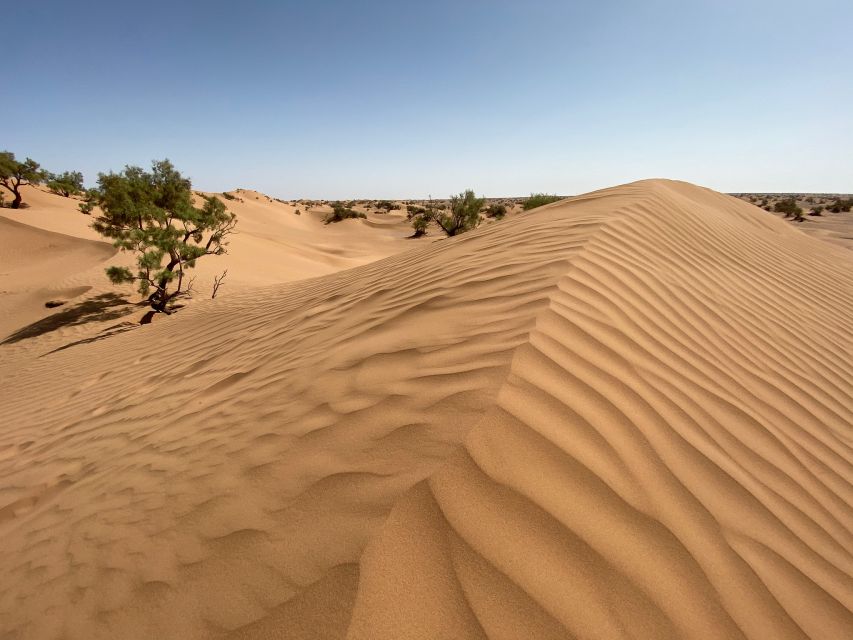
[0,180,850,639]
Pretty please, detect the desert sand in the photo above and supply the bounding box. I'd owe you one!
[0,179,851,639]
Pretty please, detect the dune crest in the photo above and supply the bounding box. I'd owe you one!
[0,180,850,639]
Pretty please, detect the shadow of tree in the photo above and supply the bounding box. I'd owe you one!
[1,293,137,344]
[46,321,139,354]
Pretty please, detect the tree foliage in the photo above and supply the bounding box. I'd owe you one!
[0,151,47,208]
[89,159,237,313]
[47,170,85,197]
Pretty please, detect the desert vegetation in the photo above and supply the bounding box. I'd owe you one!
[88,159,237,314]
[0,151,47,209]
[325,202,366,224]
[523,193,562,210]
[408,190,485,237]
[375,200,401,212]
[774,197,804,221]
[485,203,507,219]
[46,171,84,197]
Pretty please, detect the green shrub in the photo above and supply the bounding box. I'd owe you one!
[827,198,853,213]
[375,200,400,212]
[406,205,427,219]
[325,203,366,224]
[523,193,562,210]
[408,191,484,237]
[773,198,803,221]
[486,203,507,219]
[221,191,236,200]
[809,206,823,216]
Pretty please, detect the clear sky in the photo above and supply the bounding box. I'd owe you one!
[4,0,851,198]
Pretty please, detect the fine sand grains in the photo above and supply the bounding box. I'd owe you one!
[0,180,850,639]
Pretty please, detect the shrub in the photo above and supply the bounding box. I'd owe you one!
[523,193,562,210]
[774,198,803,221]
[827,198,853,213]
[408,191,484,237]
[486,203,507,219]
[375,200,401,212]
[47,170,84,197]
[325,203,366,224]
[221,191,236,200]
[406,205,427,219]
[809,206,823,216]
[0,151,47,208]
[410,214,430,238]
[90,159,237,314]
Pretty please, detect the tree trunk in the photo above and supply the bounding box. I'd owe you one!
[11,189,21,209]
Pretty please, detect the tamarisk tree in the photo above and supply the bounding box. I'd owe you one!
[91,159,237,313]
[0,151,47,208]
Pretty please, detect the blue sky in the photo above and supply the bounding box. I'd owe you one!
[4,0,851,198]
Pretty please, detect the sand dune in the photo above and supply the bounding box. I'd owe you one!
[0,180,850,639]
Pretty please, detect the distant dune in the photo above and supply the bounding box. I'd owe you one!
[0,180,850,639]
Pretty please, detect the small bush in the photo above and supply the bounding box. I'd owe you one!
[325,203,366,224]
[486,203,507,219]
[827,198,853,213]
[523,193,562,210]
[407,205,427,219]
[375,200,401,212]
[774,198,803,221]
[809,206,823,216]
[221,191,236,200]
[410,214,430,238]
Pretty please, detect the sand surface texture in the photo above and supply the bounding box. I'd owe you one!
[0,180,850,639]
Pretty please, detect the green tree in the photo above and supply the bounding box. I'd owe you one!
[0,151,47,208]
[47,170,85,197]
[90,159,237,313]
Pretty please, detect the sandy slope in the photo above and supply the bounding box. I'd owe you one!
[0,186,418,371]
[0,180,850,639]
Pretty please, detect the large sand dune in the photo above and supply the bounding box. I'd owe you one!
[0,180,850,639]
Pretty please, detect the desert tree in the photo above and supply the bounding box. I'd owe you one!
[0,151,47,208]
[47,170,85,197]
[90,159,237,314]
